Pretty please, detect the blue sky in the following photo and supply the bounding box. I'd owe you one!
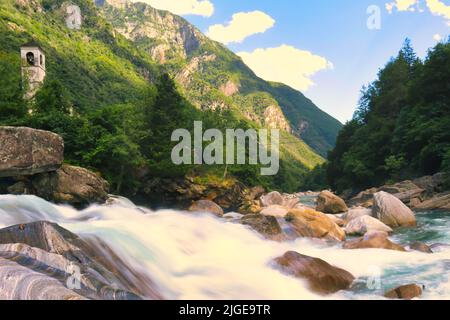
[141,0,450,123]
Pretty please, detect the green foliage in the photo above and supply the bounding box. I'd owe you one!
[33,79,71,114]
[302,164,328,191]
[141,73,197,177]
[0,0,327,195]
[99,0,342,158]
[384,154,406,182]
[327,39,450,192]
[0,51,27,123]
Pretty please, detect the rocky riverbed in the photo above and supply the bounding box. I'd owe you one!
[0,126,449,300]
[0,193,449,300]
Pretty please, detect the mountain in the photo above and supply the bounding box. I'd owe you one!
[97,0,342,157]
[0,0,328,193]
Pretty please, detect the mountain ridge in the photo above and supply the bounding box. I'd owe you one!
[98,0,342,156]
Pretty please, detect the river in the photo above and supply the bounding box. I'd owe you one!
[0,194,449,299]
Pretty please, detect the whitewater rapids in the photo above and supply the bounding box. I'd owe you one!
[0,194,449,300]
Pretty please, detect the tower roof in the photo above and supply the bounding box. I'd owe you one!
[21,40,44,51]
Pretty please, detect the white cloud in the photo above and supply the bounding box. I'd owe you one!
[386,0,450,24]
[426,0,450,20]
[136,0,214,17]
[237,45,333,92]
[433,33,443,41]
[386,0,418,13]
[206,11,275,44]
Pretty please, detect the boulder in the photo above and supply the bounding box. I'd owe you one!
[238,186,264,215]
[430,243,450,252]
[238,201,262,215]
[316,190,348,214]
[32,165,109,206]
[6,181,28,194]
[409,242,433,253]
[345,215,393,236]
[372,191,416,227]
[274,251,355,294]
[413,193,450,211]
[260,191,284,207]
[260,205,289,218]
[240,214,283,240]
[391,189,424,207]
[348,188,378,207]
[285,198,300,209]
[0,126,64,178]
[384,284,423,300]
[326,214,345,227]
[188,200,224,217]
[413,173,446,196]
[285,207,346,242]
[379,180,421,194]
[0,221,117,270]
[347,176,444,208]
[343,231,405,251]
[0,221,160,299]
[248,186,266,201]
[343,207,372,223]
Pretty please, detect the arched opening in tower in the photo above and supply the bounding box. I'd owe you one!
[26,52,35,65]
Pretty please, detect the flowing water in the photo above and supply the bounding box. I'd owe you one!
[0,194,449,300]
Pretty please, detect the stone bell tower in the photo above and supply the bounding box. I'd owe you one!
[21,41,46,99]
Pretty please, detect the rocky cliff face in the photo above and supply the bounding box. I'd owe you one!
[263,105,291,132]
[102,0,204,62]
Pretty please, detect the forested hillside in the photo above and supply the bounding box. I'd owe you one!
[98,0,342,157]
[0,0,328,194]
[326,39,450,193]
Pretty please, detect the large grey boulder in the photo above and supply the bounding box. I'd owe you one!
[260,205,289,218]
[260,191,284,207]
[286,207,346,242]
[0,127,64,178]
[316,190,348,214]
[409,242,433,253]
[343,231,406,251]
[372,191,416,228]
[188,200,224,217]
[413,173,446,196]
[343,207,372,223]
[413,192,450,211]
[384,284,423,300]
[241,214,283,240]
[348,179,426,208]
[345,215,393,236]
[32,165,109,206]
[274,251,355,294]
